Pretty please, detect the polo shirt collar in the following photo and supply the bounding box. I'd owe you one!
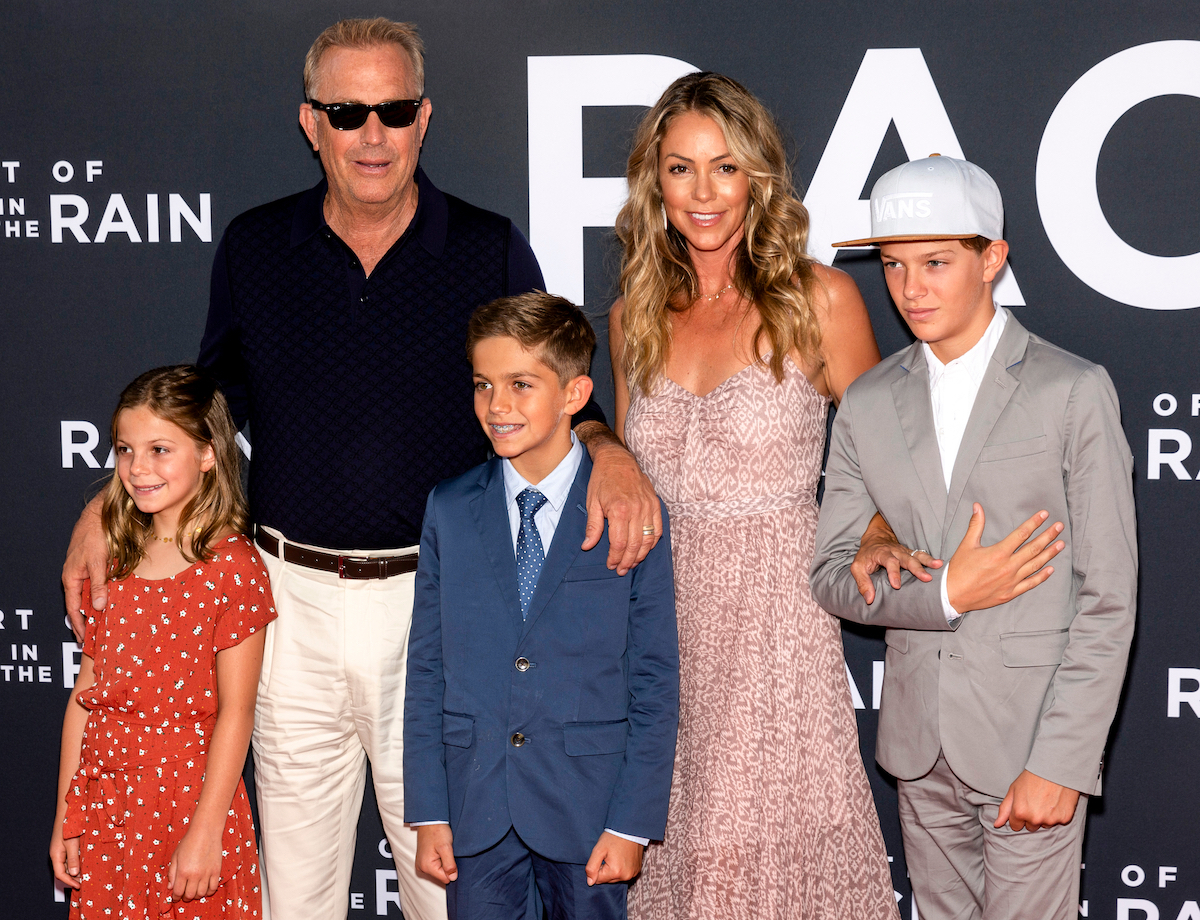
[290,178,327,247]
[289,166,447,260]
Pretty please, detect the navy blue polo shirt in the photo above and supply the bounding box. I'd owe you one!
[199,168,603,550]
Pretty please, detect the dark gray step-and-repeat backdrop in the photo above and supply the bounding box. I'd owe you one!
[3,2,1198,918]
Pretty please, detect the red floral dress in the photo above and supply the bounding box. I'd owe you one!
[65,535,276,919]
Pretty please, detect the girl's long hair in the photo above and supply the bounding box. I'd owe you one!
[614,71,823,395]
[101,365,247,579]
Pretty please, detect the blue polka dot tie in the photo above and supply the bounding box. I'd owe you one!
[516,488,549,619]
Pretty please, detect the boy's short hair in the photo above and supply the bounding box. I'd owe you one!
[959,235,992,255]
[467,291,597,383]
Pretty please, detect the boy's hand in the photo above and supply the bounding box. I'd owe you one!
[946,505,1065,614]
[415,824,458,884]
[50,828,82,889]
[851,512,942,604]
[168,827,223,901]
[994,769,1081,831]
[585,832,643,885]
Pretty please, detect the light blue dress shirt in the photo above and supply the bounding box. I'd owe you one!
[502,433,585,553]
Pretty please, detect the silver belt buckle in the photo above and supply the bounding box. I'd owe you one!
[338,555,381,579]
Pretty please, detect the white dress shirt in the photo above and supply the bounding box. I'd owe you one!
[924,306,1008,620]
[418,434,649,847]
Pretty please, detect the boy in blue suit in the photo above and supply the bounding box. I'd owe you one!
[404,292,679,920]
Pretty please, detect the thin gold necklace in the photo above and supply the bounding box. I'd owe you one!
[149,526,200,544]
[698,283,735,303]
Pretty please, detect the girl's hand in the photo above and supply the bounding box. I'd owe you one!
[168,827,223,902]
[50,826,82,889]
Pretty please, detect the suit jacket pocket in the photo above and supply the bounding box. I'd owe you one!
[442,712,475,748]
[564,719,629,756]
[563,564,625,582]
[884,629,910,654]
[979,435,1048,463]
[1000,628,1070,667]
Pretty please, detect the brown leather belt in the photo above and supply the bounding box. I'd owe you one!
[255,530,418,580]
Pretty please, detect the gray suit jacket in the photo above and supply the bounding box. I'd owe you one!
[811,310,1136,798]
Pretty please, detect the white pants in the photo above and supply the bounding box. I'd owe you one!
[252,527,447,920]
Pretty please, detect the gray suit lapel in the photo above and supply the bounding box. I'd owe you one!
[945,311,1031,521]
[892,342,947,532]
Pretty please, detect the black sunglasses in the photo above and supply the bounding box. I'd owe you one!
[308,98,423,130]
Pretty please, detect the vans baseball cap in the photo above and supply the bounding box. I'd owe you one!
[832,154,1004,247]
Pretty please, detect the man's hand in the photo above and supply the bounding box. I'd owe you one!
[994,770,1081,831]
[50,828,82,890]
[851,512,943,604]
[576,422,661,575]
[584,832,644,885]
[168,827,223,902]
[415,824,458,884]
[63,496,108,639]
[946,505,1065,614]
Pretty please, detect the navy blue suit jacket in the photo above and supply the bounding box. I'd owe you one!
[403,452,679,863]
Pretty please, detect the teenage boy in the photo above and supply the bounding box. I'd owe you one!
[811,155,1136,920]
[403,292,679,920]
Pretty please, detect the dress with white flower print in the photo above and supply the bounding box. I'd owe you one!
[64,535,276,919]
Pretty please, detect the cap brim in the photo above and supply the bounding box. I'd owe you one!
[830,232,979,248]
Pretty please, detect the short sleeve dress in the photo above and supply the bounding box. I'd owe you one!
[64,535,277,920]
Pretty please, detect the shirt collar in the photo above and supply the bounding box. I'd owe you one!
[502,433,584,513]
[289,166,447,260]
[924,305,1008,389]
[290,178,328,246]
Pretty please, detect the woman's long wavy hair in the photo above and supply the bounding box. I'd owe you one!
[615,72,822,395]
[101,365,247,580]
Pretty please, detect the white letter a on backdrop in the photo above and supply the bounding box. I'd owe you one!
[805,48,1023,306]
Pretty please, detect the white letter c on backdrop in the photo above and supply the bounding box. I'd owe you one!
[1037,41,1200,310]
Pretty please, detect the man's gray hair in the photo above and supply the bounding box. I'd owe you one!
[303,18,425,101]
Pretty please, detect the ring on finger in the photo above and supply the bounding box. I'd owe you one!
[642,525,656,536]
[910,548,927,557]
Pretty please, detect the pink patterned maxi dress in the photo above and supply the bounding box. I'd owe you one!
[624,357,899,920]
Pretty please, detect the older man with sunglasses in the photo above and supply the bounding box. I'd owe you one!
[62,17,661,920]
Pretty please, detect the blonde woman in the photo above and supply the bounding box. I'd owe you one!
[611,73,898,919]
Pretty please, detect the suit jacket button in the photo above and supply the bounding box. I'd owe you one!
[511,732,526,747]
[515,657,530,672]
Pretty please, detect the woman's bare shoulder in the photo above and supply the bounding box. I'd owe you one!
[808,263,863,311]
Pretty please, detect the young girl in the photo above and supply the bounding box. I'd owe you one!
[50,365,276,918]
